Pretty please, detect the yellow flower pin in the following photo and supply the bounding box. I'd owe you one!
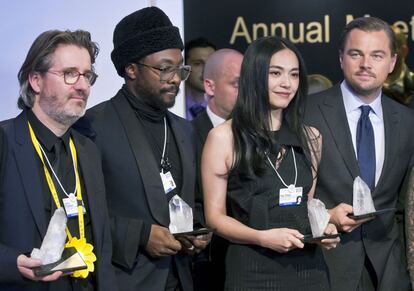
[65,237,96,278]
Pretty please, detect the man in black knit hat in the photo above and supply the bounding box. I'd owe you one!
[77,6,209,291]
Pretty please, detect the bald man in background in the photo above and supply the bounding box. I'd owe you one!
[192,49,243,291]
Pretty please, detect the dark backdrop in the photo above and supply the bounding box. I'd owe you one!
[184,0,413,83]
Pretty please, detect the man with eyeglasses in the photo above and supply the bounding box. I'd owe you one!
[76,7,208,291]
[0,30,117,291]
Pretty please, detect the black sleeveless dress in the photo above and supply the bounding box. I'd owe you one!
[224,125,330,291]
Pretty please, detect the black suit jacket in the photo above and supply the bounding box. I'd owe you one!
[191,109,229,291]
[192,110,213,225]
[84,89,196,291]
[305,84,414,291]
[0,111,117,291]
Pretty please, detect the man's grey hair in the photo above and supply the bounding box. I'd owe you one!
[17,29,99,109]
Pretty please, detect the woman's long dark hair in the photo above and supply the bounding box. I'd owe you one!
[231,36,315,177]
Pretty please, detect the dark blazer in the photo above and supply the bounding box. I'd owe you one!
[404,167,414,288]
[191,110,228,291]
[305,84,414,291]
[84,89,196,291]
[0,111,117,291]
[192,110,213,225]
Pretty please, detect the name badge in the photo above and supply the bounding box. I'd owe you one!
[160,171,177,194]
[62,194,86,218]
[279,185,303,206]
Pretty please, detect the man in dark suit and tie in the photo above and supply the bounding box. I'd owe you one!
[305,17,414,291]
[79,7,208,291]
[191,49,243,291]
[0,29,117,291]
[184,38,216,120]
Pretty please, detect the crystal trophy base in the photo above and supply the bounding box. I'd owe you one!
[347,208,396,220]
[32,247,87,276]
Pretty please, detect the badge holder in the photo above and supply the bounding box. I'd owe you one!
[62,194,86,218]
[266,148,302,207]
[160,158,176,194]
[279,185,303,206]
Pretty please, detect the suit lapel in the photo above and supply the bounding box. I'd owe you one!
[318,86,359,179]
[167,112,195,207]
[193,111,213,145]
[112,94,169,226]
[72,132,102,249]
[374,96,400,194]
[14,111,47,237]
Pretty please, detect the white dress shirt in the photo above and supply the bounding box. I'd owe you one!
[206,105,226,128]
[341,81,385,186]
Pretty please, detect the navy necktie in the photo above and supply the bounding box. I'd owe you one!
[356,105,376,191]
[189,103,206,118]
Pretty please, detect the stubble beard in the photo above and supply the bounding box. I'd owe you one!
[136,81,179,110]
[350,81,382,100]
[39,93,86,127]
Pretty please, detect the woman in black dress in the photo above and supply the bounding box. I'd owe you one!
[202,36,339,291]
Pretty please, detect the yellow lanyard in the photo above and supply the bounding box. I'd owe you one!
[28,122,84,240]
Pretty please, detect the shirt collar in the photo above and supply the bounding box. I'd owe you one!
[27,109,71,152]
[206,105,226,128]
[341,80,383,120]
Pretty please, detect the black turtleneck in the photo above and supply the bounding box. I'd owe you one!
[122,85,167,121]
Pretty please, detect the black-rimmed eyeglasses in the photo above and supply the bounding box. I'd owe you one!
[135,63,191,82]
[47,69,98,86]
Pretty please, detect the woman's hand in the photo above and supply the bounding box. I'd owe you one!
[318,223,340,250]
[259,228,304,253]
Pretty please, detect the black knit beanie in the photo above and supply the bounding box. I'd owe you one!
[111,6,184,77]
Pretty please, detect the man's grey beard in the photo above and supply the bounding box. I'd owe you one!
[51,109,85,127]
[38,92,87,127]
[39,98,86,127]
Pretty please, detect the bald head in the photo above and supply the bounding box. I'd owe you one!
[203,49,243,119]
